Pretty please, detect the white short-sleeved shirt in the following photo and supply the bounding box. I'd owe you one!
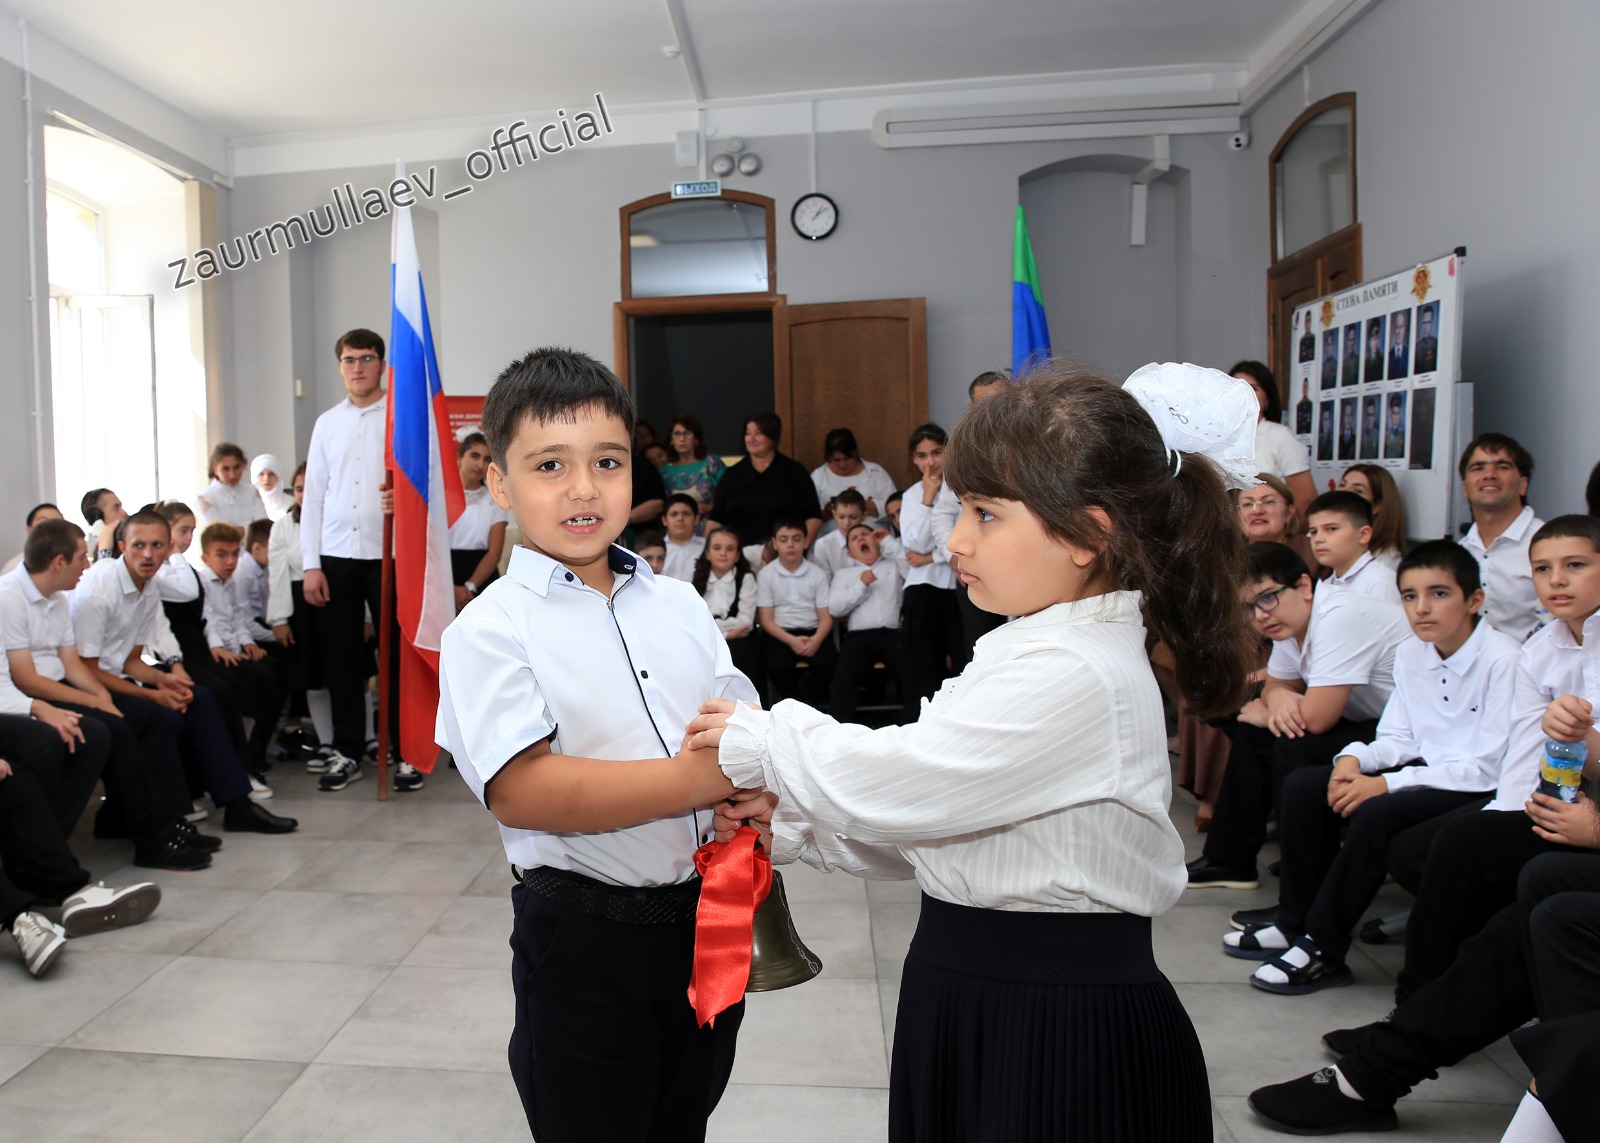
[1266,586,1410,721]
[1255,418,1311,480]
[756,559,831,630]
[811,461,899,530]
[70,558,164,678]
[448,485,511,551]
[436,544,759,886]
[0,568,72,682]
[661,536,705,583]
[1462,507,1547,643]
[1486,611,1600,812]
[1325,551,1403,606]
[1340,620,1522,793]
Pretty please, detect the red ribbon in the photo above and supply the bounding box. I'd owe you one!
[687,825,772,1028]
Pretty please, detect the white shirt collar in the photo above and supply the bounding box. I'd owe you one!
[1422,615,1492,675]
[1543,609,1600,652]
[1330,551,1375,583]
[506,543,648,599]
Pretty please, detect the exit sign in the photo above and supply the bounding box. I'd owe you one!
[672,180,721,199]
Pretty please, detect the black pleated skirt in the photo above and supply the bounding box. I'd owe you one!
[890,895,1211,1143]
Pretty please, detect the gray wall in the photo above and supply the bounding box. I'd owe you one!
[1249,0,1600,515]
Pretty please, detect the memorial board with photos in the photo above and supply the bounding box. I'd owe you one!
[1290,249,1466,539]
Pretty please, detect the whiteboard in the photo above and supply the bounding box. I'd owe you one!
[1287,249,1468,540]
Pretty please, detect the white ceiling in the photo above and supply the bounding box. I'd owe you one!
[4,0,1308,140]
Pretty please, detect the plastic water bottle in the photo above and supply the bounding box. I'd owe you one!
[1538,739,1587,804]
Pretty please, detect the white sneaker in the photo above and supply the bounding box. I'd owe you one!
[248,774,274,801]
[318,751,364,792]
[61,882,162,937]
[184,802,209,823]
[11,911,66,977]
[393,760,424,793]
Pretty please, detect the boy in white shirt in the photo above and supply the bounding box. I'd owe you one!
[809,489,867,577]
[1189,541,1410,890]
[828,524,917,723]
[1224,541,1519,993]
[234,518,277,646]
[757,517,835,705]
[434,347,757,1140]
[659,493,705,582]
[197,524,284,775]
[1305,490,1402,605]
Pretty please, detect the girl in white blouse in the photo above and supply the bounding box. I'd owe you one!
[196,442,267,532]
[689,366,1260,1142]
[694,528,759,685]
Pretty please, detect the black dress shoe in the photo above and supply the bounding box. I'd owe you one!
[223,799,299,834]
[1231,904,1280,931]
[1322,1011,1393,1058]
[173,818,223,852]
[1185,856,1259,889]
[133,839,213,871]
[1249,1068,1398,1134]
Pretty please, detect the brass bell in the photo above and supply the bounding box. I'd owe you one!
[745,870,823,991]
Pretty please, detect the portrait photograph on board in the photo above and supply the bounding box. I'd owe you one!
[1359,394,1382,459]
[1299,311,1316,363]
[1296,377,1313,435]
[1341,322,1361,386]
[1321,329,1339,389]
[1384,391,1408,459]
[1317,399,1335,461]
[1338,396,1358,460]
[1409,386,1437,470]
[1414,300,1441,374]
[1363,316,1387,383]
[1387,307,1412,379]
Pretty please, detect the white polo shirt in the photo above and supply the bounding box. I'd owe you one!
[1340,619,1522,793]
[756,559,831,631]
[661,536,705,583]
[0,567,72,682]
[1487,610,1600,812]
[1325,551,1403,606]
[70,557,164,678]
[301,395,388,570]
[1266,586,1410,721]
[437,544,759,886]
[1463,506,1546,643]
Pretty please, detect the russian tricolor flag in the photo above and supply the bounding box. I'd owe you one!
[387,178,465,773]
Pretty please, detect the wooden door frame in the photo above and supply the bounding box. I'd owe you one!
[1267,222,1363,392]
[613,294,791,432]
[618,190,778,301]
[1269,92,1357,265]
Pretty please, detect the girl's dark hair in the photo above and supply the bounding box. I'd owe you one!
[746,411,782,449]
[457,431,488,458]
[208,442,247,480]
[156,500,195,526]
[823,428,858,459]
[291,461,307,523]
[1228,359,1282,423]
[693,527,752,596]
[908,422,947,454]
[943,365,1256,719]
[669,413,709,461]
[1586,460,1600,518]
[1343,463,1406,556]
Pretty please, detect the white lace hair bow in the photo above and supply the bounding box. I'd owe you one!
[1123,362,1259,490]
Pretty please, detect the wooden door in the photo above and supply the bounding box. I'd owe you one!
[778,299,928,489]
[1267,223,1362,404]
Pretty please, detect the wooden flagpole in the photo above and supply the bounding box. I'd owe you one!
[377,470,394,801]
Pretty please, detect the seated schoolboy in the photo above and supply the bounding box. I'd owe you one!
[756,516,836,705]
[633,529,668,577]
[234,518,278,647]
[1187,541,1410,889]
[810,489,867,577]
[80,487,126,560]
[660,493,705,582]
[197,524,286,774]
[1,503,64,576]
[435,347,758,1141]
[1222,541,1519,993]
[827,523,917,723]
[1304,490,1402,605]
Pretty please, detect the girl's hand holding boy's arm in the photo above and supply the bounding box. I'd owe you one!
[1542,695,1594,743]
[1525,791,1600,849]
[714,790,778,847]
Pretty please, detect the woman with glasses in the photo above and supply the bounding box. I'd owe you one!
[659,414,725,536]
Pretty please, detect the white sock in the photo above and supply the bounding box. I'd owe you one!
[364,691,376,742]
[307,689,334,745]
[1332,1066,1363,1101]
[1500,1091,1563,1143]
[1253,940,1315,985]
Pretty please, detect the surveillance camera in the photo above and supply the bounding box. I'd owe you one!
[1228,132,1251,151]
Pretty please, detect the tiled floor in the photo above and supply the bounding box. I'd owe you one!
[0,760,1525,1141]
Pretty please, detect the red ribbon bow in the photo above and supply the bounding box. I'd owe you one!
[687,825,772,1028]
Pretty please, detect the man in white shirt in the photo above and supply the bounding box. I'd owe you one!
[1188,541,1410,889]
[756,518,835,706]
[1457,433,1545,642]
[300,329,417,792]
[827,524,916,723]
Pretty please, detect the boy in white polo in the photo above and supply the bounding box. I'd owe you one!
[436,347,758,1143]
[756,517,834,705]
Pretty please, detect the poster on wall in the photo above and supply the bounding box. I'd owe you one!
[1290,249,1467,540]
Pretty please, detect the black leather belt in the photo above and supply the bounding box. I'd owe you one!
[514,865,701,926]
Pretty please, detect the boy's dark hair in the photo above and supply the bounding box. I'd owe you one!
[245,518,273,550]
[120,509,170,541]
[1397,540,1481,597]
[1531,514,1600,555]
[456,431,488,458]
[823,428,858,459]
[1245,541,1311,589]
[846,522,874,538]
[663,493,699,516]
[944,365,1258,719]
[1228,360,1282,422]
[482,347,636,470]
[335,328,385,360]
[885,490,903,508]
[771,516,807,539]
[200,523,241,551]
[22,518,84,574]
[967,371,1007,400]
[207,441,247,480]
[1305,490,1373,529]
[1457,432,1533,491]
[832,489,867,513]
[25,503,59,527]
[1587,460,1600,518]
[291,461,307,524]
[633,529,666,552]
[908,422,947,453]
[746,411,782,449]
[81,488,112,525]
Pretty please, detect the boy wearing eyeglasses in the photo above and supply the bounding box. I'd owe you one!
[1187,541,1410,890]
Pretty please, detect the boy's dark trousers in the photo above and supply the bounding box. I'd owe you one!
[0,712,110,839]
[509,881,743,1142]
[0,765,92,928]
[1201,717,1378,871]
[762,627,837,707]
[831,626,918,723]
